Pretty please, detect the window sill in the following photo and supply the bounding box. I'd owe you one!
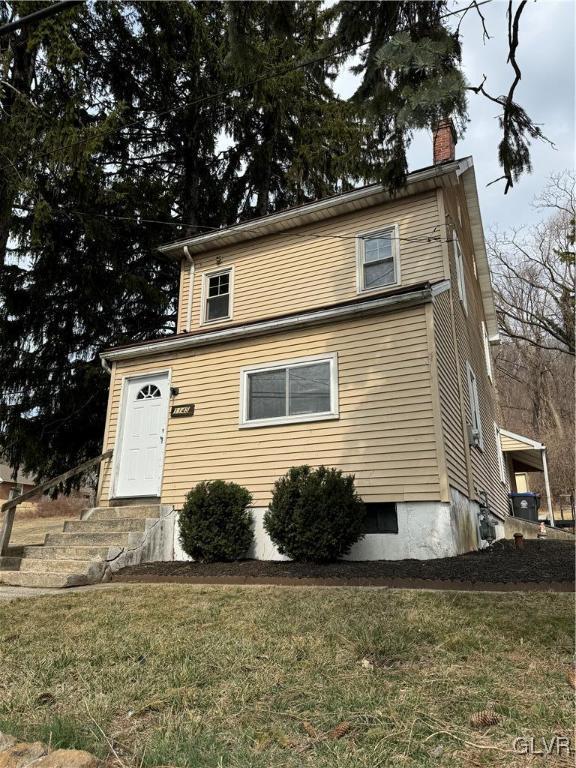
[200,315,233,327]
[357,281,401,297]
[239,412,339,429]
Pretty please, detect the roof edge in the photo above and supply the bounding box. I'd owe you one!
[159,159,469,257]
[102,282,438,362]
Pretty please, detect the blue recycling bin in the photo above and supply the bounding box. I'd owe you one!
[509,492,540,522]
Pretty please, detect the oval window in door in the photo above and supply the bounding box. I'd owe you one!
[136,384,161,400]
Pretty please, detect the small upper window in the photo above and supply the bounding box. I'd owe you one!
[203,269,232,322]
[466,363,484,450]
[453,234,467,313]
[136,384,161,400]
[357,227,399,292]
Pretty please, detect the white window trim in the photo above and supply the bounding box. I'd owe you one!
[481,321,493,382]
[200,266,234,325]
[466,362,484,451]
[494,423,507,484]
[355,223,401,295]
[239,352,339,429]
[453,233,467,314]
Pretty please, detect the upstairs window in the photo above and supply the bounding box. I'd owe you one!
[240,354,338,427]
[466,362,484,450]
[453,234,467,313]
[357,226,399,292]
[203,268,232,323]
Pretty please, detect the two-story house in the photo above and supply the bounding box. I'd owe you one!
[95,121,510,562]
[2,124,563,588]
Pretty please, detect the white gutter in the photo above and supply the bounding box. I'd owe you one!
[102,285,434,363]
[158,160,465,256]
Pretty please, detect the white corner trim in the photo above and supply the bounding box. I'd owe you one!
[199,265,235,326]
[239,352,339,429]
[186,259,195,331]
[102,285,433,362]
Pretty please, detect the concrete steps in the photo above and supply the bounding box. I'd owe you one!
[87,505,161,521]
[23,545,112,561]
[0,570,95,588]
[45,531,140,547]
[20,558,97,574]
[64,518,150,534]
[0,504,171,589]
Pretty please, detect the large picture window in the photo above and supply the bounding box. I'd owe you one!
[357,226,400,292]
[240,354,338,427]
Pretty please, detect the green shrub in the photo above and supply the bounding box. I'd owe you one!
[264,465,366,562]
[179,480,253,562]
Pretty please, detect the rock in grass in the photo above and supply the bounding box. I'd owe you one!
[0,734,100,768]
[0,741,46,767]
[33,749,101,767]
[0,736,16,753]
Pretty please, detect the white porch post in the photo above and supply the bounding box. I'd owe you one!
[542,449,554,526]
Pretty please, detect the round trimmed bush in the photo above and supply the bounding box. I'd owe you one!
[264,465,366,562]
[179,480,253,562]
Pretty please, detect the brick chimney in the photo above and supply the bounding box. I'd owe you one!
[433,118,457,164]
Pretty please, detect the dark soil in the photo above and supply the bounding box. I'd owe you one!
[114,538,575,588]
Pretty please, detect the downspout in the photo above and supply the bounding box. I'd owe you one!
[101,356,112,374]
[541,449,555,526]
[183,245,194,332]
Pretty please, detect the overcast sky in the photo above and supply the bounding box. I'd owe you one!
[334,0,575,233]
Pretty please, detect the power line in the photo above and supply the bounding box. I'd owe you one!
[69,209,447,245]
[0,1,81,37]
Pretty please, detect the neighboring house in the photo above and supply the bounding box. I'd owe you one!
[0,463,35,502]
[95,121,540,560]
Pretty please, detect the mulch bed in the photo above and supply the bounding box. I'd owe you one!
[112,538,575,592]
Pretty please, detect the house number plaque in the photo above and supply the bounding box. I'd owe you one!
[171,403,195,417]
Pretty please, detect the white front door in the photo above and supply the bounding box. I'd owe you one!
[114,372,170,498]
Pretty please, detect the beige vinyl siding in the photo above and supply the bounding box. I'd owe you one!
[441,186,508,516]
[98,306,442,507]
[432,290,469,496]
[177,192,443,331]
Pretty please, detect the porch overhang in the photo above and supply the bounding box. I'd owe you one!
[499,428,553,523]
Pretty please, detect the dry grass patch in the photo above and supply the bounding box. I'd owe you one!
[0,585,573,767]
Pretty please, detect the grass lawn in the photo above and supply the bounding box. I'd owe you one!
[0,585,573,767]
